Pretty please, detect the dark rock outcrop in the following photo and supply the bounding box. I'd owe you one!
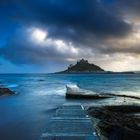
[66,85,113,99]
[65,85,140,100]
[0,87,15,96]
[88,105,140,140]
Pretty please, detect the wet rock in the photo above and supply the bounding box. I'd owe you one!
[88,105,140,140]
[105,105,140,113]
[96,121,140,140]
[65,85,140,100]
[66,93,112,99]
[102,93,140,100]
[0,87,15,96]
[66,85,113,99]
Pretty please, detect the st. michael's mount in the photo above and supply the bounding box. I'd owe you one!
[56,59,104,74]
[56,59,134,74]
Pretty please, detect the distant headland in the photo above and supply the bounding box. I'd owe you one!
[55,59,134,74]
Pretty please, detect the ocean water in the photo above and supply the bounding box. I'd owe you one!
[0,73,140,140]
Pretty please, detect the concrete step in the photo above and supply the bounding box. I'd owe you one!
[59,104,83,110]
[51,116,90,120]
[41,104,98,140]
[56,108,87,117]
[41,120,97,140]
[41,135,97,140]
[44,120,94,133]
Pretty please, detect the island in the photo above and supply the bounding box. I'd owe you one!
[56,59,134,74]
[56,59,105,74]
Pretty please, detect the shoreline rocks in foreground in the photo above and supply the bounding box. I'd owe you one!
[66,85,140,100]
[88,105,140,140]
[65,85,140,139]
[0,87,15,96]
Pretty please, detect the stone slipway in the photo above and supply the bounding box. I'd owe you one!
[41,103,99,140]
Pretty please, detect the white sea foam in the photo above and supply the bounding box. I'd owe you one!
[66,83,79,89]
[47,83,79,96]
[6,84,19,88]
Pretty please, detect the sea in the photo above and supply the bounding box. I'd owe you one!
[0,73,140,140]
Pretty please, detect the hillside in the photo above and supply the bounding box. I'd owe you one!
[57,59,105,73]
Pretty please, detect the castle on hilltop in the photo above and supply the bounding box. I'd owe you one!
[77,59,88,64]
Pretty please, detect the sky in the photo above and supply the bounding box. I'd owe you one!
[0,0,140,73]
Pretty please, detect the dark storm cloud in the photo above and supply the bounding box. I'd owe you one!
[0,28,80,65]
[97,44,140,54]
[0,0,134,66]
[116,0,140,13]
[1,0,131,40]
[19,0,131,39]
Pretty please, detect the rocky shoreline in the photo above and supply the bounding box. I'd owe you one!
[0,87,15,96]
[88,105,140,140]
[66,85,140,140]
[66,85,140,100]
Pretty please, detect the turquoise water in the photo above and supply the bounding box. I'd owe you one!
[0,73,140,140]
